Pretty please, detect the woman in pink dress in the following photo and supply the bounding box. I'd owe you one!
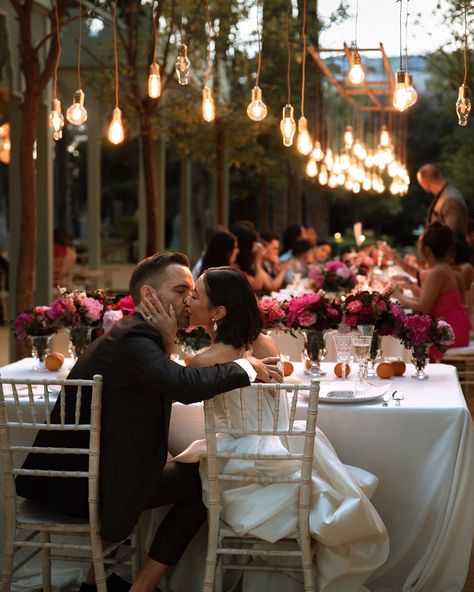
[393,222,470,360]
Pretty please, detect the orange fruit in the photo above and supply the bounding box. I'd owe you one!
[184,354,193,366]
[376,362,394,379]
[305,359,311,370]
[391,360,406,376]
[45,352,65,371]
[283,361,294,376]
[334,362,351,378]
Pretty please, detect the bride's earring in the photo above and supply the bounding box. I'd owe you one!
[212,319,218,332]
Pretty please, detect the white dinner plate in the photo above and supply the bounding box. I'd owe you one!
[317,381,392,404]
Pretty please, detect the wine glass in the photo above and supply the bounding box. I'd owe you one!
[333,333,352,380]
[351,336,372,393]
[357,324,375,338]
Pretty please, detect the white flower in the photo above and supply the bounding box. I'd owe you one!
[103,309,123,332]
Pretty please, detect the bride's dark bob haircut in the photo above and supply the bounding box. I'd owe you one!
[203,267,263,348]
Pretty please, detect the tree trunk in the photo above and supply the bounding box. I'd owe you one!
[140,116,158,255]
[216,122,227,225]
[15,93,39,358]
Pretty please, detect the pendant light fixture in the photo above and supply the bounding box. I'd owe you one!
[66,0,87,125]
[393,0,409,111]
[202,0,215,122]
[148,1,161,99]
[107,0,124,144]
[49,2,64,140]
[296,0,312,155]
[348,0,365,85]
[247,0,267,121]
[280,0,296,146]
[404,4,418,108]
[456,1,471,126]
[175,0,191,85]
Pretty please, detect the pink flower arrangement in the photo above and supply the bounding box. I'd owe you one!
[113,294,135,314]
[102,309,124,332]
[342,290,406,336]
[14,306,57,340]
[398,313,455,352]
[47,291,104,329]
[309,261,357,293]
[258,296,288,331]
[286,292,342,332]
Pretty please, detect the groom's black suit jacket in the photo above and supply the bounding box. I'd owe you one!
[16,315,249,541]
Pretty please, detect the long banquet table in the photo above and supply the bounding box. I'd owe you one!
[0,358,473,592]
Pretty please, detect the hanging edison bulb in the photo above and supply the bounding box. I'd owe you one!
[311,141,324,162]
[344,125,354,148]
[49,98,64,141]
[379,125,390,147]
[66,89,87,125]
[0,123,11,165]
[202,87,216,122]
[175,44,191,85]
[296,116,312,155]
[328,173,337,188]
[247,86,267,121]
[318,164,328,185]
[393,69,409,111]
[108,107,124,145]
[362,177,371,191]
[306,158,318,177]
[365,149,374,168]
[456,84,471,126]
[324,148,334,171]
[348,51,365,85]
[280,104,296,147]
[148,62,161,98]
[405,73,418,107]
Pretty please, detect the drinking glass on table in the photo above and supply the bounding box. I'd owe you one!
[333,333,352,380]
[357,324,375,338]
[351,336,372,393]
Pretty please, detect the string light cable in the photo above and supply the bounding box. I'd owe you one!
[202,0,215,122]
[456,0,471,126]
[280,0,296,146]
[108,0,125,144]
[247,0,268,121]
[148,0,161,98]
[296,0,312,155]
[66,0,87,125]
[49,1,64,139]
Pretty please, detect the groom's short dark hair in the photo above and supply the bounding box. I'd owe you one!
[129,251,189,304]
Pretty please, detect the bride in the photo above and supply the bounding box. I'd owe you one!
[141,267,389,592]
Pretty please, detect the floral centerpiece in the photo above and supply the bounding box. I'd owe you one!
[175,326,211,354]
[14,306,57,340]
[398,313,454,379]
[286,292,342,376]
[257,296,288,332]
[342,289,406,337]
[47,290,104,358]
[14,306,57,369]
[102,294,135,332]
[308,261,357,293]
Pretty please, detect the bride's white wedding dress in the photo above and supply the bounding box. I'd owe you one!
[174,387,389,592]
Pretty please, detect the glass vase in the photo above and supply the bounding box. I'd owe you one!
[302,329,327,377]
[67,326,92,360]
[29,335,53,370]
[367,334,382,378]
[411,344,430,380]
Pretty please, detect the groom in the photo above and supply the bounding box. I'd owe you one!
[16,251,282,592]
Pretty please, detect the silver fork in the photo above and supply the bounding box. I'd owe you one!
[392,390,404,406]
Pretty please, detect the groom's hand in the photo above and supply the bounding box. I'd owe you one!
[246,356,284,383]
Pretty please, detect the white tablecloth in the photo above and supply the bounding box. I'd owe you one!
[167,361,474,592]
[1,359,473,592]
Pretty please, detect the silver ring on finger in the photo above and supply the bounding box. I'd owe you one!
[146,314,154,321]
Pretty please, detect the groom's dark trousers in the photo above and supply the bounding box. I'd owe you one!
[16,314,250,565]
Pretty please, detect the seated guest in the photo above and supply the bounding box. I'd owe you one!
[53,229,77,290]
[199,229,239,276]
[232,223,287,294]
[314,239,332,263]
[392,222,470,359]
[260,231,283,279]
[192,224,227,280]
[279,224,305,262]
[284,239,315,285]
[16,252,281,592]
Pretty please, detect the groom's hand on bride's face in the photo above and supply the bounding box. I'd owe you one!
[247,356,284,384]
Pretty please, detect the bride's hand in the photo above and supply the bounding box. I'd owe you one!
[246,355,284,384]
[137,294,177,356]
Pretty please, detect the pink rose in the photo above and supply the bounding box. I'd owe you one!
[347,301,362,313]
[298,311,317,327]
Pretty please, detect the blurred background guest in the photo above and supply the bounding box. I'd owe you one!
[192,224,227,280]
[53,229,77,290]
[314,239,332,263]
[279,224,305,262]
[199,230,239,276]
[284,239,315,286]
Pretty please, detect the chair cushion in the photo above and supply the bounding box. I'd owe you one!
[17,498,90,527]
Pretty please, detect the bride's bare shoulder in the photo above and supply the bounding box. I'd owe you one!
[187,345,237,368]
[187,348,215,369]
[252,333,280,358]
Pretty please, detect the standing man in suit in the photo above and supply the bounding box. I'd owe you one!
[16,252,282,592]
[418,164,468,235]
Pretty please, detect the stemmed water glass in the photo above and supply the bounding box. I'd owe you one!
[357,324,380,377]
[351,336,372,394]
[333,333,352,380]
